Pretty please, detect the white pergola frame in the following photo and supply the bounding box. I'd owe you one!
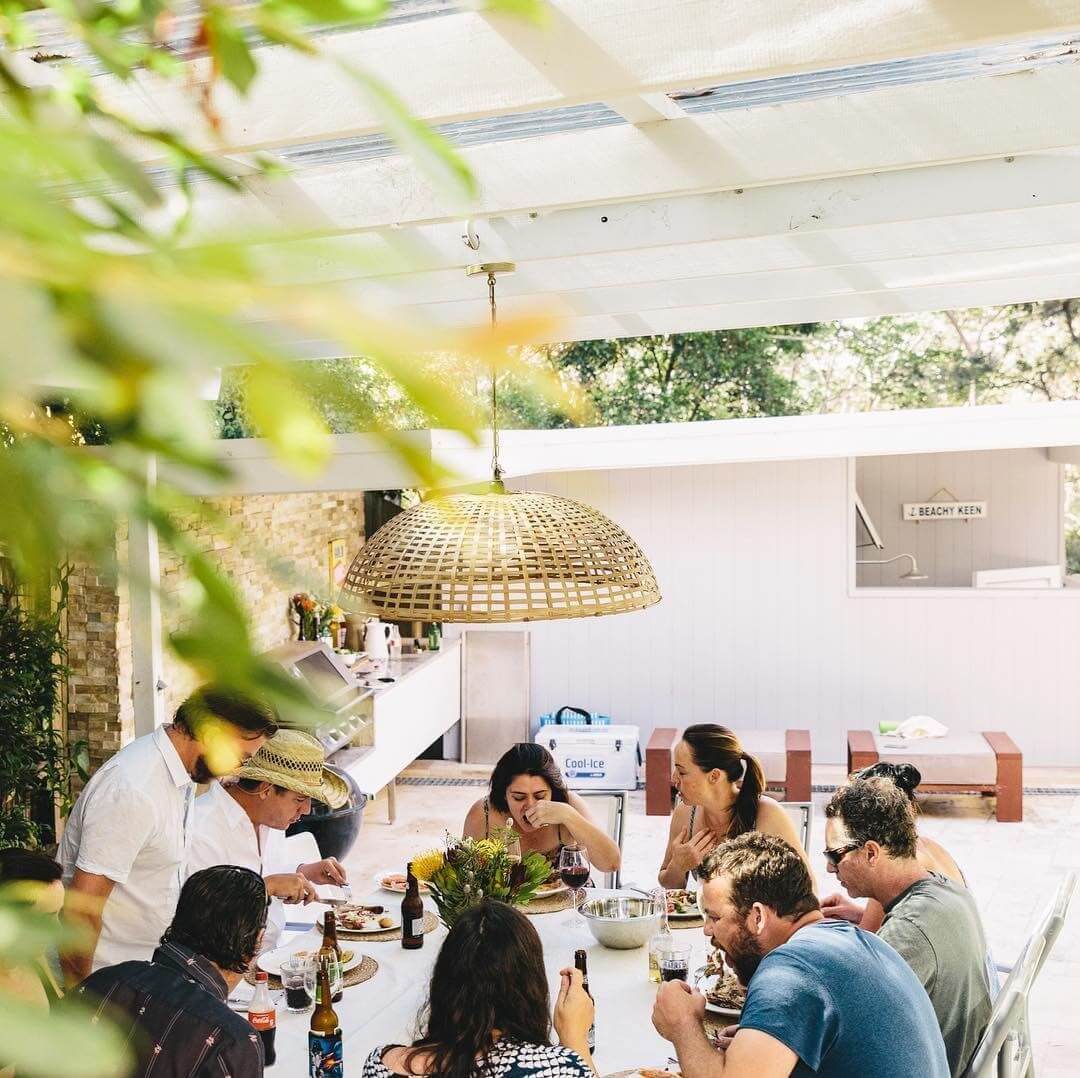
[77,0,1080,730]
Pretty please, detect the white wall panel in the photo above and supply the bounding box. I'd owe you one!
[855,449,1062,587]
[519,457,1080,765]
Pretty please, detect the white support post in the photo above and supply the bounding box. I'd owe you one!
[128,457,166,736]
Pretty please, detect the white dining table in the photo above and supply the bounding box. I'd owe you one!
[240,887,716,1076]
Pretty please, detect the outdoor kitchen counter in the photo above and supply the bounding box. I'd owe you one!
[329,639,461,819]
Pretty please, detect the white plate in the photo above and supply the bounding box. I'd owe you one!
[257,943,363,977]
[318,908,400,934]
[665,890,701,919]
[374,870,431,895]
[704,1000,742,1021]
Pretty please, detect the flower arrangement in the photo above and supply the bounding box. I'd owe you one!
[411,828,552,928]
[292,591,328,640]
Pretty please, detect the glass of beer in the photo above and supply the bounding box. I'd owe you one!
[659,943,692,983]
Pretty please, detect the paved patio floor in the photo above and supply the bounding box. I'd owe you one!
[342,763,1079,1076]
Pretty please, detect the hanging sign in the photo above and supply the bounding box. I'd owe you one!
[902,501,987,521]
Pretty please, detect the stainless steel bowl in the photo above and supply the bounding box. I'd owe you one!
[580,894,661,949]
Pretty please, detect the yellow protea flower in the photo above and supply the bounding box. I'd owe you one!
[411,849,445,881]
[473,839,500,859]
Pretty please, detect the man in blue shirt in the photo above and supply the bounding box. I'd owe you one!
[652,832,948,1077]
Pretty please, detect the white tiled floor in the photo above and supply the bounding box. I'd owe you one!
[344,767,1079,1075]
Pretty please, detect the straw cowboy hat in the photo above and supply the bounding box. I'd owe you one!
[236,730,350,809]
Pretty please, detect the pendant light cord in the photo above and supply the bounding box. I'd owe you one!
[488,269,502,482]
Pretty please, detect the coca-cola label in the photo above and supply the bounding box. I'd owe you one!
[248,1010,276,1031]
[309,1030,344,1077]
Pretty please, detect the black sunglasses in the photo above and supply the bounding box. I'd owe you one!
[823,842,863,868]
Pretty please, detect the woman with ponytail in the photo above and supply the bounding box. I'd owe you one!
[658,724,811,888]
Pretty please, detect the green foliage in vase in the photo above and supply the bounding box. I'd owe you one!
[412,828,552,928]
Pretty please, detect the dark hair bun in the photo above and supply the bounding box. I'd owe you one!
[892,763,922,794]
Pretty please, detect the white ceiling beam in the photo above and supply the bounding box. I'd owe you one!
[101,0,1080,159]
[178,66,1080,238]
[254,153,1080,287]
[385,244,1080,323]
[264,267,1080,354]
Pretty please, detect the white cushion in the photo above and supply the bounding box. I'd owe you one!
[739,729,787,784]
[873,733,997,786]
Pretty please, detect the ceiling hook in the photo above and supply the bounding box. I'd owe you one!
[462,219,480,251]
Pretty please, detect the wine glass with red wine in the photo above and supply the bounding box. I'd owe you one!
[557,843,590,927]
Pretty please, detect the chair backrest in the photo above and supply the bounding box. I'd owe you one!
[576,790,627,889]
[961,871,1075,1078]
[778,801,813,857]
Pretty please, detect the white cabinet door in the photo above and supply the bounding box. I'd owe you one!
[463,631,530,764]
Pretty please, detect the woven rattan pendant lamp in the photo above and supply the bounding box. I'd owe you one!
[338,263,661,623]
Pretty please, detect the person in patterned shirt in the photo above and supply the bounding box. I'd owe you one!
[72,866,268,1077]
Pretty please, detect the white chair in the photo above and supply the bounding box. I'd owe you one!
[779,801,814,858]
[577,790,627,889]
[961,871,1076,1078]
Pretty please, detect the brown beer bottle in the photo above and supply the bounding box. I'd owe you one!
[574,948,596,1056]
[401,862,424,950]
[319,911,344,1003]
[308,959,344,1078]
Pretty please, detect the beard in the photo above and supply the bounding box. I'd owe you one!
[725,922,765,986]
[189,755,215,784]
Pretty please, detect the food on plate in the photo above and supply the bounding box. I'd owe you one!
[535,879,566,896]
[335,904,397,932]
[639,1069,681,1078]
[705,971,746,1012]
[665,888,699,916]
[381,873,430,893]
[291,947,354,963]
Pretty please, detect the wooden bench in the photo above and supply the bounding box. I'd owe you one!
[646,727,812,816]
[847,729,1022,822]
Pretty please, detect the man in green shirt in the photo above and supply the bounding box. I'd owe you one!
[824,779,992,1076]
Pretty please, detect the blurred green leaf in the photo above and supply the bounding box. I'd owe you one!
[343,66,478,202]
[206,7,257,93]
[243,362,331,476]
[483,0,550,25]
[264,0,387,26]
[0,992,132,1078]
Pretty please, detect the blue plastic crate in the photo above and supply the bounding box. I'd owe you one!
[538,706,611,727]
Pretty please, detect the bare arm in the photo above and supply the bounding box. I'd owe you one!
[561,793,621,872]
[60,869,114,985]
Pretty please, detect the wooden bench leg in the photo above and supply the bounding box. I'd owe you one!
[784,729,812,802]
[847,729,878,777]
[386,778,397,825]
[646,726,679,816]
[983,731,1023,822]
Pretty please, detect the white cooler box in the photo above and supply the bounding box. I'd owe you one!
[535,724,641,791]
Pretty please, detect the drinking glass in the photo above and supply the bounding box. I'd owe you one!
[557,843,590,928]
[659,943,692,983]
[305,953,343,1004]
[281,956,314,1012]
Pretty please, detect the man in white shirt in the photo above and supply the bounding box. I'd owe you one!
[59,686,278,981]
[188,729,351,948]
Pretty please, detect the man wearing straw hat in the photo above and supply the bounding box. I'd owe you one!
[189,730,352,946]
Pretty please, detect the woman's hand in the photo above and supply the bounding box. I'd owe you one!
[820,892,865,924]
[554,967,594,1047]
[668,827,717,875]
[523,799,573,830]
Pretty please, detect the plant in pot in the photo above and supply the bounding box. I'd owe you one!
[0,572,89,848]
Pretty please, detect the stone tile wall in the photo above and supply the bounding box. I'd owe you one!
[64,492,364,774]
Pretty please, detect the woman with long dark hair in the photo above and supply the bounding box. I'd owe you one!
[658,724,809,888]
[462,743,620,873]
[363,899,596,1078]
